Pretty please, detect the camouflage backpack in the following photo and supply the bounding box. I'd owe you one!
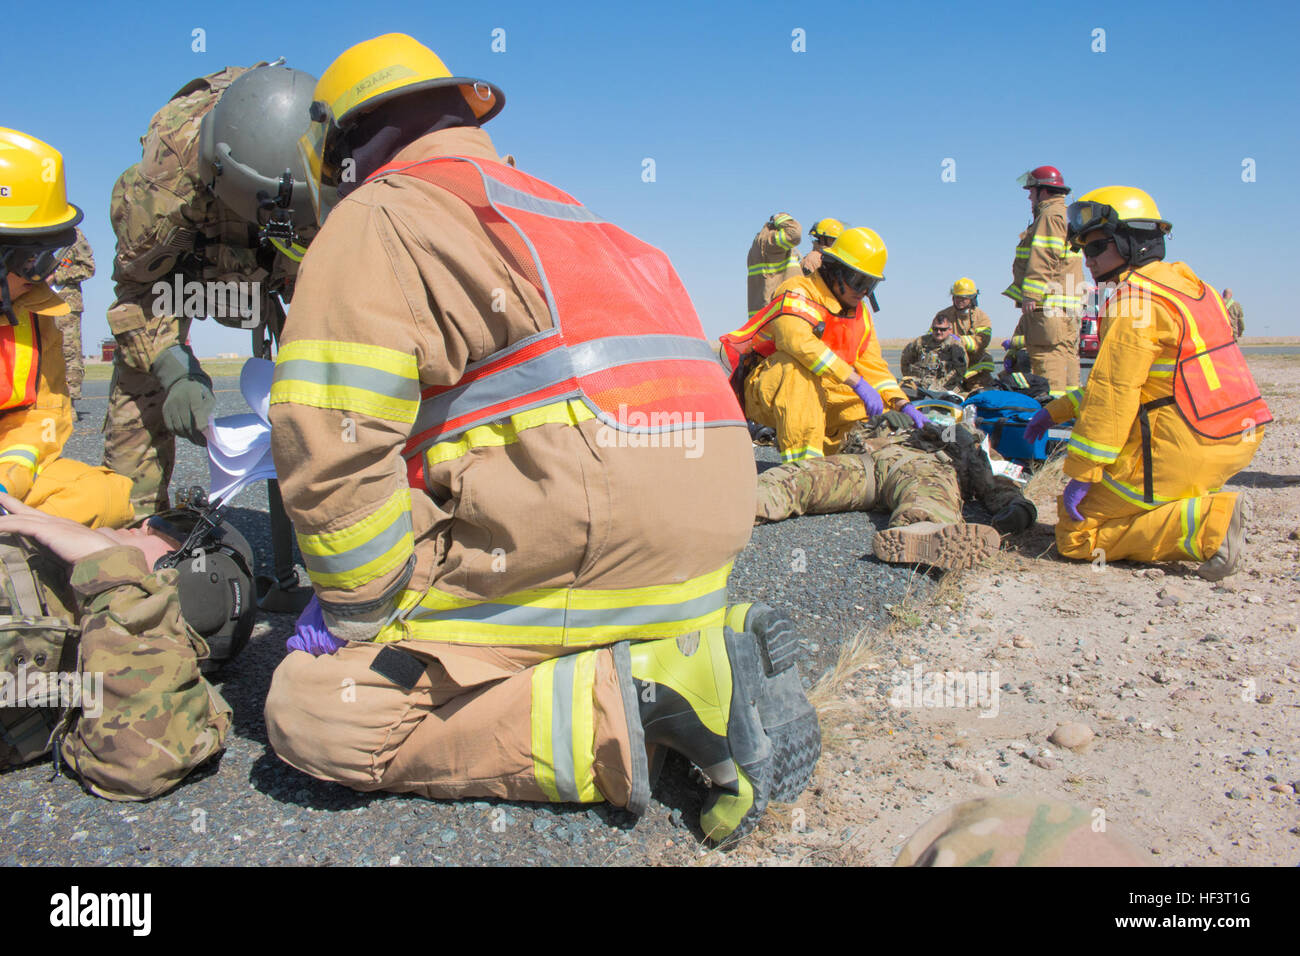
[0,537,233,800]
[0,540,80,768]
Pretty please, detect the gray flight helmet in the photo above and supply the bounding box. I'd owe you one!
[199,64,319,229]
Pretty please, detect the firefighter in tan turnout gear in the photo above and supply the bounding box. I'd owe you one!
[747,212,803,317]
[1002,166,1085,397]
[263,33,820,844]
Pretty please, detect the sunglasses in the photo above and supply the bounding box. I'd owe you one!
[1082,237,1114,258]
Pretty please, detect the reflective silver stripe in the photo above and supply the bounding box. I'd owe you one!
[409,334,722,446]
[0,448,37,465]
[299,509,413,579]
[276,359,420,402]
[483,177,604,224]
[407,587,727,629]
[550,655,579,802]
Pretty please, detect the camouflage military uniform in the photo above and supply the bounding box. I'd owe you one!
[105,64,297,515]
[1224,295,1245,340]
[893,795,1148,866]
[756,416,1028,529]
[900,334,968,394]
[51,229,94,403]
[0,537,231,800]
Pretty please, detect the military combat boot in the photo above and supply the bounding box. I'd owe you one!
[1197,493,1250,581]
[724,603,821,803]
[629,626,780,844]
[872,520,1001,570]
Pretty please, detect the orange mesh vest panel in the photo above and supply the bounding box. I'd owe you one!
[719,293,863,368]
[362,156,744,486]
[0,308,41,411]
[1124,272,1272,439]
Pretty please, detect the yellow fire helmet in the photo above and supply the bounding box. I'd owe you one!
[299,33,505,223]
[809,217,845,245]
[0,128,83,239]
[950,277,977,297]
[1067,185,1172,246]
[823,226,887,281]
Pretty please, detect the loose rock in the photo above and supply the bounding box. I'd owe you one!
[1048,722,1095,751]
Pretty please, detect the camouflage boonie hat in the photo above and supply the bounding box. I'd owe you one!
[893,794,1149,867]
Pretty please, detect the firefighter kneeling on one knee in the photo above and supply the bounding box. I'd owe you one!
[1020,186,1270,577]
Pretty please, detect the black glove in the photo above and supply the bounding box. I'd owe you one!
[992,500,1037,535]
[151,345,215,446]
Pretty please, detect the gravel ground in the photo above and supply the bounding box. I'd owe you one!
[2,374,931,866]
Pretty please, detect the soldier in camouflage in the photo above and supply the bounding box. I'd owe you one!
[755,412,1037,570]
[900,312,969,395]
[0,491,253,800]
[894,794,1148,866]
[51,229,94,405]
[105,64,317,515]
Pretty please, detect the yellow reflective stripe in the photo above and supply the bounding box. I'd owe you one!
[1004,284,1024,302]
[783,297,824,321]
[1181,498,1203,561]
[781,446,823,463]
[875,377,899,391]
[1032,235,1067,251]
[1148,362,1176,379]
[1010,335,1026,349]
[1067,433,1121,462]
[378,564,732,646]
[295,488,413,589]
[810,347,836,375]
[1065,388,1084,413]
[747,255,801,276]
[531,660,561,801]
[8,315,34,406]
[1128,275,1221,390]
[1101,473,1175,510]
[570,651,599,802]
[268,237,307,262]
[1022,278,1049,297]
[773,231,796,250]
[0,444,39,471]
[272,339,421,422]
[425,399,596,467]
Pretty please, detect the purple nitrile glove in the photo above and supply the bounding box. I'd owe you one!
[1001,338,1013,350]
[1023,407,1054,443]
[899,402,928,429]
[286,595,347,656]
[1003,353,1016,373]
[1062,479,1091,522]
[851,378,884,417]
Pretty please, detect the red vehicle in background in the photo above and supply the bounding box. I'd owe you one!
[1079,284,1100,380]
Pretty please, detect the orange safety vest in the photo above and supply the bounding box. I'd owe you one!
[719,292,867,373]
[0,307,41,412]
[1122,271,1272,439]
[361,156,744,488]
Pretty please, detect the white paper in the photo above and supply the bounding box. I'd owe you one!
[204,357,277,504]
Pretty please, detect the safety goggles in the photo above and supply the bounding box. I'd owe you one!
[1067,200,1119,245]
[838,268,881,297]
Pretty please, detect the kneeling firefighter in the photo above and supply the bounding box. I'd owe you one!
[1022,186,1270,576]
[263,33,820,844]
[721,227,928,463]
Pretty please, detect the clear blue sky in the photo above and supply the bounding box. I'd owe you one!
[4,0,1297,355]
